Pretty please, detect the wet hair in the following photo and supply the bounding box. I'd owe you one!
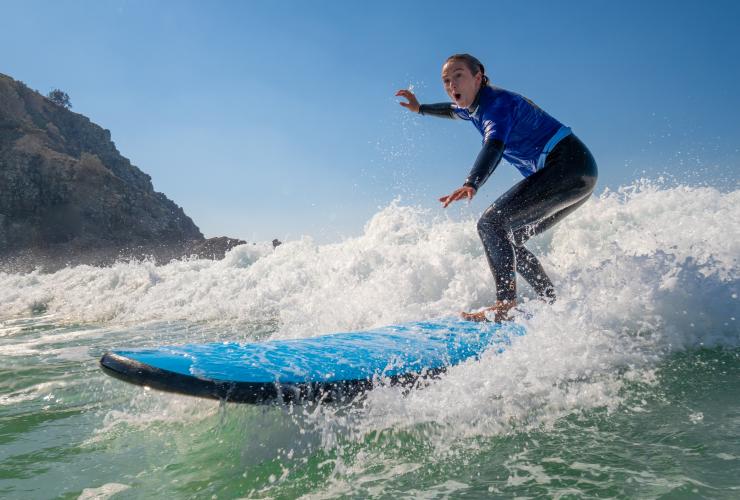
[444,53,490,86]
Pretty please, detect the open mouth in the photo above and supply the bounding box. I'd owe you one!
[454,93,462,101]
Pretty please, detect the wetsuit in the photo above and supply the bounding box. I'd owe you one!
[420,85,598,303]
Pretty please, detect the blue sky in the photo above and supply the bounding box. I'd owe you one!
[2,0,739,242]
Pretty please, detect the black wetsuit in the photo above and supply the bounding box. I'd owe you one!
[420,86,598,303]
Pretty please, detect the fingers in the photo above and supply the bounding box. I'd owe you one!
[450,190,466,205]
[441,193,461,209]
[439,192,455,208]
[395,89,418,104]
[395,89,420,113]
[439,187,475,208]
[442,191,463,208]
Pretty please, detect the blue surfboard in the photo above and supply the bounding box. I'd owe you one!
[100,318,525,404]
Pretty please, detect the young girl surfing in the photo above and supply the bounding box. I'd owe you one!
[396,53,598,322]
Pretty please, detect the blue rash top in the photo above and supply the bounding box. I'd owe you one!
[453,85,565,178]
[419,85,571,186]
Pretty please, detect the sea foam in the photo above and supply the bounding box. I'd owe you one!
[1,182,736,341]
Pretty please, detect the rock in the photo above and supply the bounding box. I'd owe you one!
[0,73,253,272]
[185,237,247,260]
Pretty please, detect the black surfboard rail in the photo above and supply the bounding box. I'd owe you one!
[100,352,440,404]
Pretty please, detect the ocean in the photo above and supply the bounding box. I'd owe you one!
[1,183,738,499]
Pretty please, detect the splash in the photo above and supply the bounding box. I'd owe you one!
[1,182,736,337]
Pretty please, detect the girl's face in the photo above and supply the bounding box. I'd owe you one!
[442,60,483,109]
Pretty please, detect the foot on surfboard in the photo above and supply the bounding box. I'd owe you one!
[461,301,517,323]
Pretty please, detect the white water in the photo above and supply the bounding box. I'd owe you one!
[1,183,738,455]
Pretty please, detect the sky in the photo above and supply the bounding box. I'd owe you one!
[2,0,739,242]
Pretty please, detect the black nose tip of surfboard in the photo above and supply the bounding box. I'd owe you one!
[99,350,366,404]
[101,351,265,403]
[99,352,136,381]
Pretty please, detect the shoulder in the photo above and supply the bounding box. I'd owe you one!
[481,86,522,110]
[452,106,472,120]
[475,87,515,124]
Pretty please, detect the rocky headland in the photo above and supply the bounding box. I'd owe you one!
[0,73,248,272]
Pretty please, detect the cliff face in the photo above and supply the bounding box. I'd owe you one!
[0,73,243,270]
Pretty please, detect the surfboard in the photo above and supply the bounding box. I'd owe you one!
[99,318,525,404]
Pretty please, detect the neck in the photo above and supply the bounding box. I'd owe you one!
[467,85,486,112]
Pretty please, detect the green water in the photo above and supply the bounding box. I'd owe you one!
[1,318,738,499]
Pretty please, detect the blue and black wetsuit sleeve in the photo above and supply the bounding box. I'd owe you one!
[418,102,504,190]
[418,103,457,119]
[463,139,505,191]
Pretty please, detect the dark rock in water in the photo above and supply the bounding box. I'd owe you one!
[0,73,252,272]
[185,237,247,260]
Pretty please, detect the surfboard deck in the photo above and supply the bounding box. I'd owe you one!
[100,318,525,404]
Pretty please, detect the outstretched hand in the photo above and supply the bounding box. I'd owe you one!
[395,89,420,113]
[439,186,476,208]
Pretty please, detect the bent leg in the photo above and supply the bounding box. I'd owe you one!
[513,194,591,247]
[511,196,590,302]
[514,245,555,302]
[476,134,597,303]
[477,213,517,303]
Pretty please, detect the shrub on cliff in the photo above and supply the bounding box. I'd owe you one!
[47,89,72,109]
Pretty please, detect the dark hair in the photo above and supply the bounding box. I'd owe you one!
[445,53,490,86]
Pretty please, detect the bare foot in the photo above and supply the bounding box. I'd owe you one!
[460,309,492,322]
[461,301,517,323]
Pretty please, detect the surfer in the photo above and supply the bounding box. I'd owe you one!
[395,53,598,322]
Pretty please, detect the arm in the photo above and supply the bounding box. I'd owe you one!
[439,139,505,208]
[419,103,456,119]
[463,138,505,190]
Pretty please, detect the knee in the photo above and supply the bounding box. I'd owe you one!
[512,224,536,247]
[477,208,511,241]
[512,244,529,261]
